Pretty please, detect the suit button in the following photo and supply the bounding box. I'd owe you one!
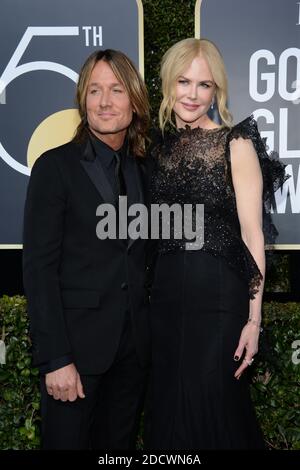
[121,282,128,290]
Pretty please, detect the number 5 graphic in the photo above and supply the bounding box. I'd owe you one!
[0,26,79,175]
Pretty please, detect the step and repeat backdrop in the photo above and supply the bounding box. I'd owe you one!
[0,0,143,247]
[196,0,300,248]
[0,0,298,248]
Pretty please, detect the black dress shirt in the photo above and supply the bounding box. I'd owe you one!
[90,134,127,200]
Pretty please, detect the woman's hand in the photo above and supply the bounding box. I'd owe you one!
[233,322,260,380]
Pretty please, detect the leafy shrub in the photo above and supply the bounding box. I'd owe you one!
[252,302,300,450]
[1,295,299,449]
[0,296,40,449]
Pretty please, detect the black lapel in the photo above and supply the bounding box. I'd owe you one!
[125,157,144,208]
[127,158,146,249]
[80,137,115,205]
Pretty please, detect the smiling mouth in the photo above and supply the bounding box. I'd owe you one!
[97,113,117,118]
[181,103,200,110]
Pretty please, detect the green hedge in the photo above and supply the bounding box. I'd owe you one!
[144,0,196,126]
[0,295,299,449]
[252,302,300,449]
[0,296,40,449]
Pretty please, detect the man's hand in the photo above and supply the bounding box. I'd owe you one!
[45,363,85,402]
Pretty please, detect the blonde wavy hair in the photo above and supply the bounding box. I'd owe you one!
[159,38,233,131]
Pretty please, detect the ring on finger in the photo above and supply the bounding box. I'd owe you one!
[243,358,254,366]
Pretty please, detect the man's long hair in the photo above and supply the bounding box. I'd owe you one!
[74,49,150,157]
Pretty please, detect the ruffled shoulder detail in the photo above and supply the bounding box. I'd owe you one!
[228,115,260,143]
[227,115,290,243]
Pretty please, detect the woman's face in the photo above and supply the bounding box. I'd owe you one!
[173,54,216,129]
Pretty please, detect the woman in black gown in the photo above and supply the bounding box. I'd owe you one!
[145,38,287,450]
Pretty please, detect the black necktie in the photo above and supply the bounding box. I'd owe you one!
[114,152,127,197]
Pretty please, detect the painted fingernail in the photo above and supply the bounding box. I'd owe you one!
[234,356,239,361]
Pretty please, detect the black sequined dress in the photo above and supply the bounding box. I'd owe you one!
[145,116,287,450]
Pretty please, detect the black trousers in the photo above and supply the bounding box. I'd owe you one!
[40,312,148,449]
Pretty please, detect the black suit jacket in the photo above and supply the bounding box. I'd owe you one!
[23,136,151,375]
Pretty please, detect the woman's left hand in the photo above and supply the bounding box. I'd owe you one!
[233,322,260,379]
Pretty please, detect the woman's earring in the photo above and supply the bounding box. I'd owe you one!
[210,101,214,110]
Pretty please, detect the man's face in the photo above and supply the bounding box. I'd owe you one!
[86,60,133,147]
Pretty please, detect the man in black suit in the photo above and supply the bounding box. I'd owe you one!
[23,49,151,449]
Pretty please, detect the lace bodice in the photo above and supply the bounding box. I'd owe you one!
[150,116,288,299]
